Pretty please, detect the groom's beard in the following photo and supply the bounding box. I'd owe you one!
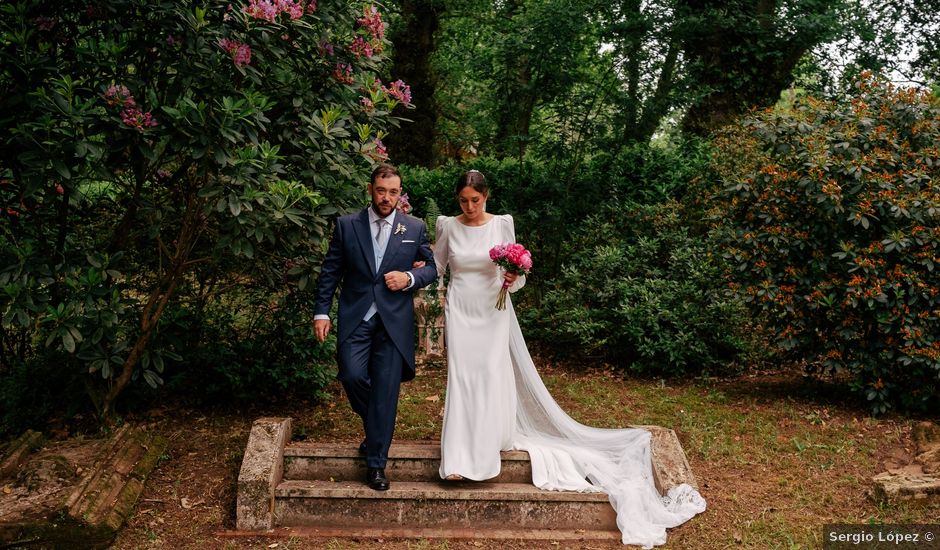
[372,200,396,217]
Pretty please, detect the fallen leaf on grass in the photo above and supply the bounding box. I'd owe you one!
[425,394,440,402]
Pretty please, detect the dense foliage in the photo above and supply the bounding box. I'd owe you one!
[0,0,408,430]
[405,142,710,248]
[717,75,940,413]
[392,0,937,166]
[403,141,757,375]
[532,202,756,375]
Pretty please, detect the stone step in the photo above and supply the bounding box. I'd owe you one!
[220,524,622,541]
[273,479,617,532]
[282,441,533,483]
[236,417,700,536]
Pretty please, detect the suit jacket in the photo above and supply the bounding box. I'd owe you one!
[314,208,437,380]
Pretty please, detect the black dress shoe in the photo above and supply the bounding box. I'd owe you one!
[366,467,390,491]
[358,439,367,455]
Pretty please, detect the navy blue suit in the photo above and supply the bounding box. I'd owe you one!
[314,208,437,468]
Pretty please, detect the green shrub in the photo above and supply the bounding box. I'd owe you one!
[0,354,89,437]
[528,201,757,376]
[156,292,335,404]
[0,0,406,425]
[402,139,714,289]
[716,74,940,413]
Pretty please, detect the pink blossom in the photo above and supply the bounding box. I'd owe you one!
[244,0,276,21]
[360,97,374,111]
[103,84,135,108]
[219,38,251,67]
[55,183,65,195]
[318,40,334,57]
[373,138,387,159]
[244,0,304,22]
[332,63,353,84]
[382,79,412,105]
[350,36,373,58]
[357,6,385,40]
[506,243,527,264]
[306,0,317,13]
[519,252,533,271]
[121,107,158,130]
[396,193,411,214]
[489,243,532,273]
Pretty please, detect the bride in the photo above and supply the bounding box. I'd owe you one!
[431,169,706,548]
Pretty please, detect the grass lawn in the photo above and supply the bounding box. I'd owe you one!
[110,357,939,550]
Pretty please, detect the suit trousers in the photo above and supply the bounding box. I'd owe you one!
[336,314,403,469]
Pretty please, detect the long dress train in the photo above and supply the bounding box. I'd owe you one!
[434,214,706,548]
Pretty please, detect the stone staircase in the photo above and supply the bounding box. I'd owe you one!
[234,417,698,541]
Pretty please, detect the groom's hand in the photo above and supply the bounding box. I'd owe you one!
[313,319,331,342]
[384,270,411,291]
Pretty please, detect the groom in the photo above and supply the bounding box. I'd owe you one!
[313,163,437,491]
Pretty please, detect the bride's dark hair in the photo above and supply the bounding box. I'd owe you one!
[454,169,488,196]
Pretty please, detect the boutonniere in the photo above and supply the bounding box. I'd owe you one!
[394,223,406,235]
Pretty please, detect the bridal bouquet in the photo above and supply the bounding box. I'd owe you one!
[489,243,533,310]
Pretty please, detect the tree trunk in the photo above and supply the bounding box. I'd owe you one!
[620,0,643,141]
[386,0,442,167]
[98,194,204,426]
[678,0,840,136]
[493,59,534,159]
[636,40,680,142]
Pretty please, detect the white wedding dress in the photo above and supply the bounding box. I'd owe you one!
[433,214,706,548]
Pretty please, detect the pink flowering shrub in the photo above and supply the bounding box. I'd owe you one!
[350,36,373,58]
[103,84,134,107]
[244,0,304,22]
[382,79,413,106]
[372,138,387,159]
[333,63,354,84]
[103,84,157,130]
[396,192,411,214]
[357,5,384,40]
[0,0,411,427]
[218,38,251,67]
[120,107,158,129]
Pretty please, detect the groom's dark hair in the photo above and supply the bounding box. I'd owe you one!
[371,163,401,184]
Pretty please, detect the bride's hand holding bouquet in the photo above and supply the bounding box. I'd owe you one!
[489,243,532,310]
